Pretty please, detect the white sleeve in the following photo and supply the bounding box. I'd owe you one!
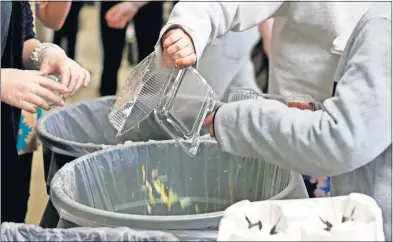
[156,1,283,61]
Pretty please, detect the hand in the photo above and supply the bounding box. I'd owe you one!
[106,2,139,29]
[204,112,216,137]
[162,28,197,67]
[263,37,271,57]
[39,48,90,98]
[1,69,68,113]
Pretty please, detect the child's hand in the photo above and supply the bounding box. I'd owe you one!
[161,28,197,67]
[204,112,216,137]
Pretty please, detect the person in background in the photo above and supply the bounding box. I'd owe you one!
[1,1,90,223]
[99,1,163,96]
[52,1,84,60]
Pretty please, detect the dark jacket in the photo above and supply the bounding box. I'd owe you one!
[1,1,36,142]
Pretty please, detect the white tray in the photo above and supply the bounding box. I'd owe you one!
[217,193,384,241]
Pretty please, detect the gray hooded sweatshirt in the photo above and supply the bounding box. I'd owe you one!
[213,4,391,240]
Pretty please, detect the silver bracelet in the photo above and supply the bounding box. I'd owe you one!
[29,43,65,70]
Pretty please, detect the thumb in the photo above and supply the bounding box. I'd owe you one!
[39,63,54,76]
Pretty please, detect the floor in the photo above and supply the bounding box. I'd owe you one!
[25,5,132,225]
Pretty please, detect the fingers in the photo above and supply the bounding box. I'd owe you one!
[73,70,85,95]
[34,84,65,107]
[204,112,215,137]
[58,63,71,95]
[67,67,79,96]
[209,126,215,137]
[166,37,189,56]
[70,66,90,95]
[108,17,128,29]
[162,29,196,67]
[21,101,38,113]
[204,113,214,126]
[38,76,68,94]
[172,45,195,60]
[162,29,184,48]
[25,93,51,111]
[175,54,197,67]
[83,69,91,87]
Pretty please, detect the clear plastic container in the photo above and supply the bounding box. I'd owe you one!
[46,75,64,108]
[109,52,217,157]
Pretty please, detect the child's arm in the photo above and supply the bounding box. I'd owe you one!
[157,2,283,66]
[212,17,391,177]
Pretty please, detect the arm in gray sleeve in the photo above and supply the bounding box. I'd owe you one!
[156,1,283,61]
[213,18,392,177]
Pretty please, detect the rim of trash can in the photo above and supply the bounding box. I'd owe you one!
[50,139,299,230]
[36,96,117,157]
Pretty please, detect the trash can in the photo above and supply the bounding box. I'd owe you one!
[37,96,210,228]
[51,140,308,240]
[1,222,179,241]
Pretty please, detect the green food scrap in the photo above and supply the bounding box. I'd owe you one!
[195,204,200,214]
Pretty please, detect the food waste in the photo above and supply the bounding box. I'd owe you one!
[141,165,199,215]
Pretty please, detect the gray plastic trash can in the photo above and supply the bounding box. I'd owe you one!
[1,222,179,241]
[37,96,211,228]
[51,140,308,240]
[36,96,170,191]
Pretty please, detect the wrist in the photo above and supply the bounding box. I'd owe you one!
[30,43,65,70]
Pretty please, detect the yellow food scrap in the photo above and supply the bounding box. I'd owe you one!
[153,179,164,195]
[164,188,178,212]
[137,122,140,129]
[195,204,200,214]
[145,181,155,204]
[141,165,146,185]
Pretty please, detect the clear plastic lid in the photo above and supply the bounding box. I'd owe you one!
[109,51,217,157]
[154,67,216,157]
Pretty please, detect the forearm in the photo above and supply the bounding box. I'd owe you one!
[215,84,391,177]
[37,1,71,30]
[22,39,42,70]
[214,99,382,177]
